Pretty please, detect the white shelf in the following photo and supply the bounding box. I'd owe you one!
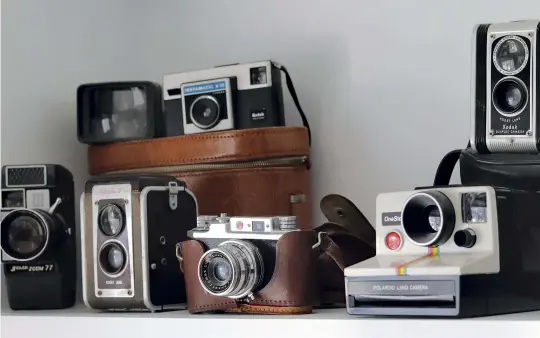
[2,305,539,338]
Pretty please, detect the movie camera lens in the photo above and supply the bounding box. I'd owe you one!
[401,191,455,247]
[99,204,124,237]
[492,77,528,116]
[198,240,263,299]
[99,241,127,276]
[0,209,61,261]
[190,95,221,129]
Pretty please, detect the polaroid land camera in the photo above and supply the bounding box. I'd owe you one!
[187,214,297,300]
[0,164,76,310]
[344,185,540,318]
[163,60,285,136]
[470,19,539,153]
[81,175,197,312]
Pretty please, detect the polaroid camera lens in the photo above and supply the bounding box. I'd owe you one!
[0,210,53,261]
[493,36,529,75]
[99,241,127,276]
[190,95,221,130]
[99,204,124,237]
[401,191,455,247]
[198,240,263,299]
[492,77,528,116]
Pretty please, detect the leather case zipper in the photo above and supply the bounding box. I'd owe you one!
[103,156,309,175]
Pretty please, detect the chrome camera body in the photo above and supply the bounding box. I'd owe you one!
[344,185,540,318]
[81,175,198,312]
[0,164,76,310]
[188,213,297,300]
[471,20,540,153]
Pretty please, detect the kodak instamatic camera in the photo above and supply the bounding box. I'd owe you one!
[187,214,297,299]
[77,81,164,145]
[344,185,540,318]
[163,60,285,136]
[470,20,540,153]
[81,175,197,312]
[0,164,76,310]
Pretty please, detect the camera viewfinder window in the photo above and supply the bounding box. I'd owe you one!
[1,190,24,209]
[89,87,148,139]
[250,66,267,85]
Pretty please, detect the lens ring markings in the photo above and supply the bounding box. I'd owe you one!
[0,209,50,261]
[492,35,529,76]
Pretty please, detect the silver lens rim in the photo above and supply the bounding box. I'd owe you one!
[492,35,529,76]
[197,240,264,299]
[401,192,445,247]
[491,76,529,118]
[0,208,50,262]
[189,95,221,130]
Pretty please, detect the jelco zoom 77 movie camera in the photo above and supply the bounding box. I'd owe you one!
[81,175,197,312]
[0,164,76,310]
[344,185,540,318]
[470,19,540,153]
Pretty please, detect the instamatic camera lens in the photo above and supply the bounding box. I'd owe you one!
[99,204,124,236]
[198,240,263,299]
[0,209,55,261]
[190,95,221,129]
[492,77,528,116]
[401,191,455,247]
[493,36,529,75]
[99,241,127,276]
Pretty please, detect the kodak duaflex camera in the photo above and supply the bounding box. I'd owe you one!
[81,175,198,312]
[0,164,76,310]
[470,20,540,153]
[187,214,297,300]
[344,185,540,318]
[163,60,286,136]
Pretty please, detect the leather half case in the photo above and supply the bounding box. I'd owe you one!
[87,127,312,230]
[179,231,317,314]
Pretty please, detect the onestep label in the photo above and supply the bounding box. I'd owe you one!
[382,212,401,226]
[183,81,227,95]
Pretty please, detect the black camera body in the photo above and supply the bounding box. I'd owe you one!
[163,60,285,136]
[470,20,540,153]
[77,81,164,145]
[0,164,76,310]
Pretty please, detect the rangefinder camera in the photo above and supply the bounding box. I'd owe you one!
[345,185,540,318]
[81,175,198,312]
[0,164,76,310]
[187,213,297,300]
[470,19,540,153]
[163,60,285,136]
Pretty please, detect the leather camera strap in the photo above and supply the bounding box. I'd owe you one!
[272,61,311,145]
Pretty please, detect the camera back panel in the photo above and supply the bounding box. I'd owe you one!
[471,20,540,153]
[163,60,285,136]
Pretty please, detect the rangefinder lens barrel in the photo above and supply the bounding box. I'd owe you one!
[1,209,52,261]
[401,191,455,247]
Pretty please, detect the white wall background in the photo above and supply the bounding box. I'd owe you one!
[1,0,540,307]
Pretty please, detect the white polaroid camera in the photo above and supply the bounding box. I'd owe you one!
[344,185,540,317]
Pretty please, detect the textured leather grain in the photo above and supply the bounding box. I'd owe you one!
[86,127,313,230]
[179,231,317,314]
[87,127,310,174]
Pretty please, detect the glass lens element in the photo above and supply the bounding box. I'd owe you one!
[209,257,233,286]
[495,38,528,74]
[7,215,46,255]
[190,96,220,129]
[492,78,527,116]
[99,242,126,275]
[99,204,124,236]
[425,206,442,232]
[461,192,487,223]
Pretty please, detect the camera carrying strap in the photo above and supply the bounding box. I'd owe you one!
[272,61,312,145]
[433,149,463,186]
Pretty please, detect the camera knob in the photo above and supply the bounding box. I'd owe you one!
[217,213,230,224]
[454,229,476,248]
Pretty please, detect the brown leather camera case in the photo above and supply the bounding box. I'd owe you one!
[87,127,312,230]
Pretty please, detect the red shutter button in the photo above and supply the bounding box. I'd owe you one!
[236,221,244,230]
[385,231,403,251]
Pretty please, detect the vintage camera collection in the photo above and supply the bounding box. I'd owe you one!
[2,19,540,319]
